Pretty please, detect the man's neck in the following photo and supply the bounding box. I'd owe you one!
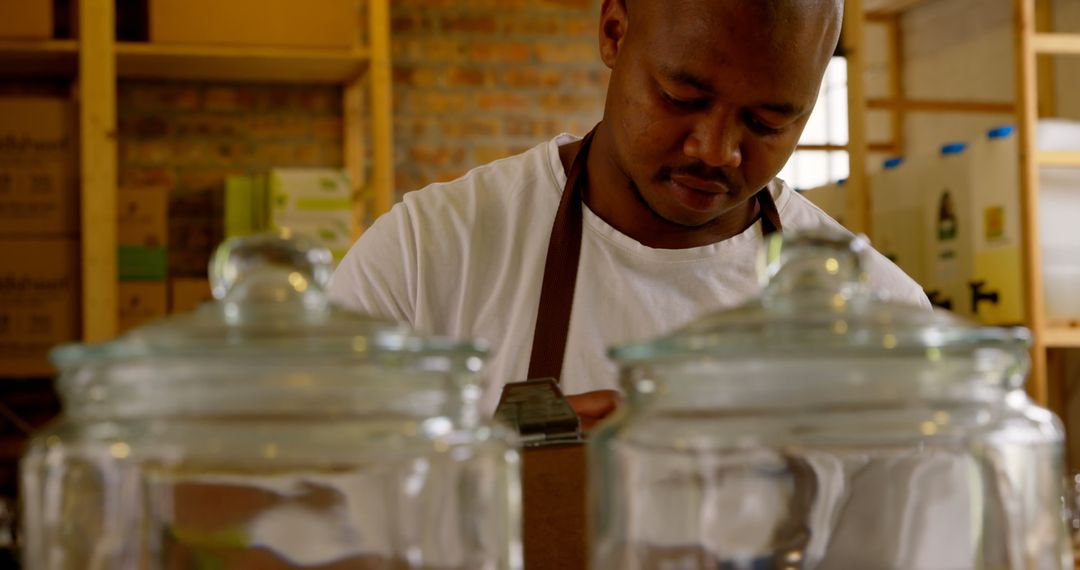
[558,127,762,250]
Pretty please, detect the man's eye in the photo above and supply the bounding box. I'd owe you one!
[743,112,784,136]
[661,90,708,111]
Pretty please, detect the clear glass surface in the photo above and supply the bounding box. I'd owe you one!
[594,229,1072,569]
[21,234,521,570]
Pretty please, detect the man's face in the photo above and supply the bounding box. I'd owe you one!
[599,0,840,228]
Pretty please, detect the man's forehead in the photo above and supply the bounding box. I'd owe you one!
[633,0,841,67]
[631,0,841,107]
[631,0,843,16]
[632,0,842,37]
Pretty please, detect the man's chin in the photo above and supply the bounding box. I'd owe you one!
[648,203,721,229]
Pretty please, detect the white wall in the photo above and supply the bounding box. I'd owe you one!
[896,0,1016,155]
[880,0,1080,157]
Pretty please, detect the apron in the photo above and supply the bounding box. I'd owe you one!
[519,125,784,570]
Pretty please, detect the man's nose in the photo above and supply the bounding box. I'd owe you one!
[683,111,742,169]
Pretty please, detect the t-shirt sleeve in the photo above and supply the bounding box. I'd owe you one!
[861,248,934,310]
[327,202,417,324]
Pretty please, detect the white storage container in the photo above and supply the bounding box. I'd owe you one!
[969,126,1026,324]
[1037,118,1080,322]
[871,157,929,287]
[1043,244,1080,321]
[1040,168,1080,323]
[800,180,848,227]
[922,143,975,317]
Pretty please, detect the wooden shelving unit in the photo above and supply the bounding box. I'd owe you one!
[0,39,78,75]
[115,43,371,83]
[1,1,395,343]
[1046,326,1080,349]
[843,0,1080,411]
[1039,151,1080,167]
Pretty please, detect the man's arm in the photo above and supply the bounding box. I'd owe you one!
[327,202,418,325]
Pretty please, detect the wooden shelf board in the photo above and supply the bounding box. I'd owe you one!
[115,42,371,84]
[1044,325,1080,348]
[1032,33,1080,56]
[0,39,78,76]
[796,143,900,153]
[867,98,1016,114]
[1037,150,1080,168]
[864,0,927,16]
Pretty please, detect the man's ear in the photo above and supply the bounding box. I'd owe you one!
[599,0,629,69]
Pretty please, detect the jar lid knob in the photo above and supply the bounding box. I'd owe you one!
[209,232,335,308]
[759,228,869,300]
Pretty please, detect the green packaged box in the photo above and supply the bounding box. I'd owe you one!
[118,245,168,281]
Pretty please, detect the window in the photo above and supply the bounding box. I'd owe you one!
[777,57,849,190]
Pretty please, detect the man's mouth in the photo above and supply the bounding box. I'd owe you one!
[669,173,731,195]
[665,175,728,212]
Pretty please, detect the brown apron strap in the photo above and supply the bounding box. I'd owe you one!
[527,125,784,382]
[526,127,597,381]
[758,186,783,236]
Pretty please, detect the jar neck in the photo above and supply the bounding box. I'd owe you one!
[60,359,485,423]
[620,354,1020,412]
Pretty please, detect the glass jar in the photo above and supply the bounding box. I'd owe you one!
[593,229,1071,570]
[21,234,521,570]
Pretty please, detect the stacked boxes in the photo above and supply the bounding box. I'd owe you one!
[148,0,355,49]
[0,99,78,236]
[170,277,213,314]
[0,0,52,40]
[117,186,169,333]
[0,98,79,376]
[226,168,354,263]
[268,169,353,262]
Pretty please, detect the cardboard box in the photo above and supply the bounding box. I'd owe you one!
[118,281,168,334]
[0,98,77,237]
[225,174,268,239]
[268,168,354,262]
[118,186,169,248]
[170,277,213,314]
[149,0,355,50]
[0,0,52,40]
[0,239,79,377]
[118,246,168,281]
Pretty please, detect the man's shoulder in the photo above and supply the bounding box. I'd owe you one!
[773,179,931,309]
[399,136,566,218]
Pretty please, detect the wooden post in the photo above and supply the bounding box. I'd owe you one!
[843,0,871,235]
[345,78,367,237]
[368,0,395,219]
[1035,0,1057,117]
[1013,0,1049,405]
[79,1,118,342]
[344,0,367,238]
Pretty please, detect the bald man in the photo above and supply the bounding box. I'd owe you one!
[329,0,928,421]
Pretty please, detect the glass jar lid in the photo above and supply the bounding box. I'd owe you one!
[52,233,487,367]
[610,228,1030,365]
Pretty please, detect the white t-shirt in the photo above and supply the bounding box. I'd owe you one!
[329,134,930,414]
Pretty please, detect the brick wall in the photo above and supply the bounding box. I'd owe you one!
[118,81,344,276]
[390,0,609,196]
